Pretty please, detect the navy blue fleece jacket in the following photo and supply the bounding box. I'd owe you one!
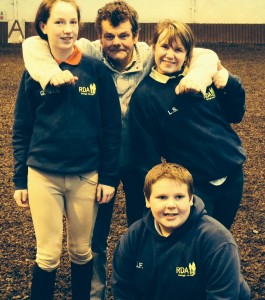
[13,51,121,189]
[112,196,250,300]
[129,71,246,184]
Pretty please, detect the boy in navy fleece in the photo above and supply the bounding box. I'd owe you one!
[112,163,250,300]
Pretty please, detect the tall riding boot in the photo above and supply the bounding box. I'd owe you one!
[71,260,93,300]
[31,264,57,300]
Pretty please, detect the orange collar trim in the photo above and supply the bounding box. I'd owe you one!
[55,45,82,65]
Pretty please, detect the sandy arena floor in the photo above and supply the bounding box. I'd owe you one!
[0,43,264,299]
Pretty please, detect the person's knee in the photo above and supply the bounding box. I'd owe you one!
[35,244,61,271]
[36,256,60,272]
[69,247,93,265]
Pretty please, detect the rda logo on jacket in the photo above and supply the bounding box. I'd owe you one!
[79,83,96,96]
[176,262,196,277]
[204,87,216,101]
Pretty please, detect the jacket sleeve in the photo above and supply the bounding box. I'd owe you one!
[22,36,101,90]
[216,73,246,123]
[128,90,162,183]
[186,48,219,95]
[203,243,250,299]
[97,64,121,187]
[111,233,139,300]
[12,72,35,189]
[22,36,61,90]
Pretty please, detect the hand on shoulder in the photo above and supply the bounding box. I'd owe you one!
[50,70,78,87]
[175,77,201,95]
[212,61,229,89]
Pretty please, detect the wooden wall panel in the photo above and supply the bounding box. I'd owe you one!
[0,22,8,44]
[1,22,265,44]
[189,24,265,44]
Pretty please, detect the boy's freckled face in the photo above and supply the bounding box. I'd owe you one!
[146,178,193,237]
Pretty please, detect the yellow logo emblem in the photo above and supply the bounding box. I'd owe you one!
[204,87,216,101]
[79,83,96,96]
[176,262,196,277]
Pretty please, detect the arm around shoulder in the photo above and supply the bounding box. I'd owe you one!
[22,36,61,89]
[184,47,219,94]
[75,38,102,59]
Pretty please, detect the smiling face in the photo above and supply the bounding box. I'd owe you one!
[153,31,187,75]
[146,178,193,237]
[40,1,79,60]
[100,19,139,71]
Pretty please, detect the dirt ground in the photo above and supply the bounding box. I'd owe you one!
[0,43,264,299]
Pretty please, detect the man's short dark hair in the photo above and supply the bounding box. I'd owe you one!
[95,1,140,37]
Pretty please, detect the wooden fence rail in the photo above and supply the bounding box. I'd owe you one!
[0,22,264,44]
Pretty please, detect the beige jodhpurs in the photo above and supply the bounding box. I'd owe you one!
[28,167,98,271]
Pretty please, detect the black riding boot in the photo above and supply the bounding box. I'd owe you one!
[71,260,93,300]
[31,264,57,300]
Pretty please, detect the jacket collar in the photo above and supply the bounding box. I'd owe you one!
[149,66,185,84]
[55,45,82,65]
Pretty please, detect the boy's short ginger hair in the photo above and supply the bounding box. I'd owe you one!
[144,163,194,200]
[95,1,140,37]
[152,20,195,68]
